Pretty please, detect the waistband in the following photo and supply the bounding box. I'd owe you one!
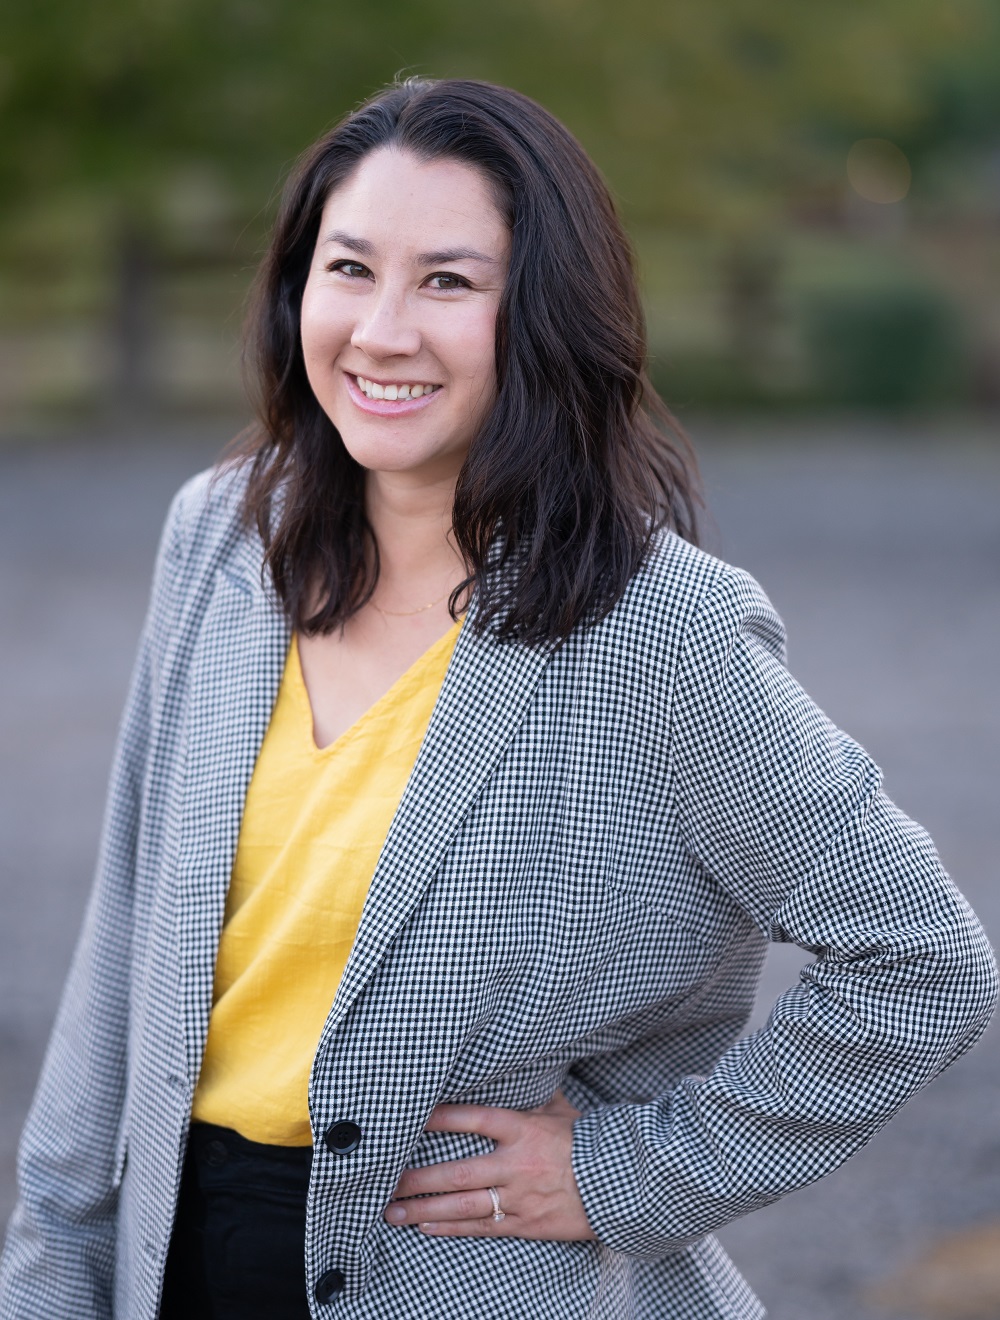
[187,1122,313,1178]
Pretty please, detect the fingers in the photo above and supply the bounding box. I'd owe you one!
[383,1099,596,1243]
[392,1102,519,1199]
[423,1103,523,1142]
[384,1186,500,1228]
[392,1150,503,1200]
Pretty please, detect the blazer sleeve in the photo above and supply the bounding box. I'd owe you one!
[0,483,190,1318]
[571,564,999,1257]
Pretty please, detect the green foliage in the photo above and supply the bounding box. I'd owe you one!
[0,0,994,233]
[801,281,966,407]
[1,0,996,418]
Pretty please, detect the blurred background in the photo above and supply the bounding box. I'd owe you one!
[2,0,1000,423]
[1,3,998,1318]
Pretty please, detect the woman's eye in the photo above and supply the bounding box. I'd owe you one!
[331,260,371,279]
[427,273,467,290]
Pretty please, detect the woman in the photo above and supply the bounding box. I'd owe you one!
[1,77,996,1320]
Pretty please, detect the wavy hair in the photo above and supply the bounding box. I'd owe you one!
[238,77,700,643]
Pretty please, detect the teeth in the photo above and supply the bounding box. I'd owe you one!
[354,376,437,401]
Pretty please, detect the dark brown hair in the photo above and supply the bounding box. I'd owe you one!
[239,76,700,644]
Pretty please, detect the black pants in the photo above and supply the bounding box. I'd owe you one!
[160,1123,313,1320]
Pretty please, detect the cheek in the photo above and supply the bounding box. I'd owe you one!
[299,289,351,365]
[449,308,499,397]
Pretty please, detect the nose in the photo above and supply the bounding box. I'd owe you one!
[350,285,421,361]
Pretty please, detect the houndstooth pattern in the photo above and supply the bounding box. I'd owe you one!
[1,464,996,1319]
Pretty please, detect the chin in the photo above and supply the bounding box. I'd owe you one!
[339,442,454,480]
[334,429,466,480]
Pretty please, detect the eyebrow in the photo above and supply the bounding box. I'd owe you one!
[321,229,500,267]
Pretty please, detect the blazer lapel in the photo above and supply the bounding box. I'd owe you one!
[328,615,555,1028]
[175,545,290,1081]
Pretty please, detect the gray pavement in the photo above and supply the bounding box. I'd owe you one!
[1,419,998,1318]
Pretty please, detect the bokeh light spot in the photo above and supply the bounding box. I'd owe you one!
[846,138,912,204]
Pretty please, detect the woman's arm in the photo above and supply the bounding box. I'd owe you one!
[0,487,187,1317]
[569,565,998,1254]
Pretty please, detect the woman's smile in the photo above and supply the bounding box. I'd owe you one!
[344,370,443,415]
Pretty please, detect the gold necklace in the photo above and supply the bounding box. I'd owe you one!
[371,589,451,618]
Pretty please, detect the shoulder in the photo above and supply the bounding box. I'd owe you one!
[155,458,265,588]
[144,458,265,630]
[162,459,252,561]
[590,528,787,669]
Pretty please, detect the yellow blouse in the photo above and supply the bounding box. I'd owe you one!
[191,621,462,1145]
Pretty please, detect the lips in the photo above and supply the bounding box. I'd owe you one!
[344,372,442,417]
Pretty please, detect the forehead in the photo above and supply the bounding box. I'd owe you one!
[318,148,509,260]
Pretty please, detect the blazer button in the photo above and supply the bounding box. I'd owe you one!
[314,1268,346,1303]
[323,1120,362,1156]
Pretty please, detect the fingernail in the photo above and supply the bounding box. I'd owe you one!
[385,1205,406,1224]
[420,1223,437,1234]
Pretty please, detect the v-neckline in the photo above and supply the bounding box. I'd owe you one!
[289,620,463,757]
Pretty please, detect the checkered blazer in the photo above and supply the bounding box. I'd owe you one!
[2,465,996,1320]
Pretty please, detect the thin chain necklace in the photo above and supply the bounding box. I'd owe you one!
[371,589,451,618]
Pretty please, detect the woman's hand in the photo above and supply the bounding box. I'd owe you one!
[383,1090,596,1240]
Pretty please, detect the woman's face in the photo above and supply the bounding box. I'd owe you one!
[300,147,510,486]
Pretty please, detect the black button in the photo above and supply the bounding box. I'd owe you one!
[314,1269,346,1303]
[203,1139,228,1167]
[323,1120,362,1156]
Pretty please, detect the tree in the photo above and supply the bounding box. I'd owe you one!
[0,0,992,408]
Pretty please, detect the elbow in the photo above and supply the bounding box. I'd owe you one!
[955,932,999,1043]
[918,915,998,1071]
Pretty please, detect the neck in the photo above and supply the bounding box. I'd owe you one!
[365,469,466,602]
